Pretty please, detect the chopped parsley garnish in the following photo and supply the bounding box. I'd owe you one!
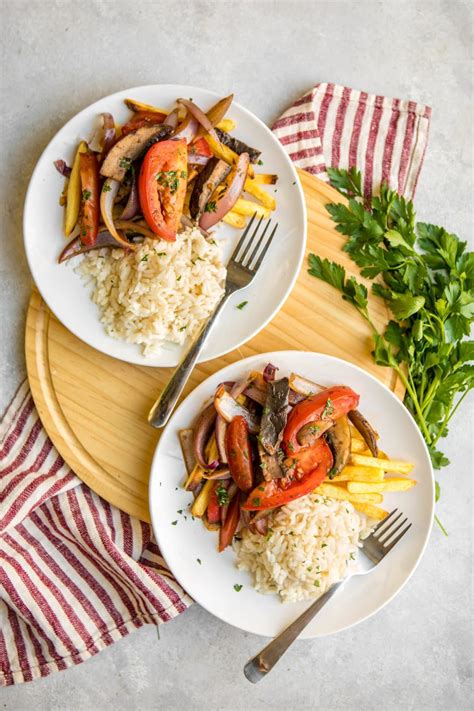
[233,584,243,592]
[236,301,248,310]
[328,466,338,480]
[287,442,295,452]
[252,497,261,507]
[179,326,187,331]
[257,160,263,165]
[82,189,91,201]
[204,200,217,213]
[171,520,178,526]
[314,579,320,587]
[263,407,270,415]
[216,484,229,506]
[156,170,181,193]
[156,251,166,256]
[321,543,328,548]
[176,275,182,281]
[102,183,112,192]
[258,486,265,492]
[350,552,355,560]
[309,424,321,434]
[197,558,202,565]
[140,254,149,262]
[321,398,335,419]
[307,566,313,572]
[119,157,132,171]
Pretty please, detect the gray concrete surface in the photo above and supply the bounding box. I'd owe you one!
[1,0,473,709]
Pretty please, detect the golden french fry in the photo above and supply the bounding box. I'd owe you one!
[244,178,276,210]
[347,478,417,494]
[124,98,169,114]
[64,140,88,236]
[350,453,414,474]
[191,479,214,517]
[204,435,219,465]
[205,135,255,177]
[350,424,364,440]
[350,438,369,453]
[353,502,389,521]
[222,211,247,229]
[251,173,278,185]
[233,198,270,219]
[184,463,204,491]
[215,118,236,132]
[330,466,385,483]
[315,483,383,504]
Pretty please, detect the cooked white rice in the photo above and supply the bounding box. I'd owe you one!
[235,494,372,603]
[78,227,226,355]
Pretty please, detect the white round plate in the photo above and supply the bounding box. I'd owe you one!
[149,351,434,638]
[23,85,306,367]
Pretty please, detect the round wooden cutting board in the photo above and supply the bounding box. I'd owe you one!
[25,170,403,522]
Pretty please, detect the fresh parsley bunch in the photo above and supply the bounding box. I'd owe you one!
[308,167,473,532]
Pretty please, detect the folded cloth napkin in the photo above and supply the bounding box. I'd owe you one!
[0,83,431,686]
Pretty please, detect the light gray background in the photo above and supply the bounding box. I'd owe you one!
[1,0,473,709]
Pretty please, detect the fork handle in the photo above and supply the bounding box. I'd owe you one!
[243,579,346,684]
[148,292,230,428]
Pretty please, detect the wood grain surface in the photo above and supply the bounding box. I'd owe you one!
[25,169,403,522]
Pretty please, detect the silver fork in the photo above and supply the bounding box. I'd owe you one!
[244,509,412,683]
[148,214,278,428]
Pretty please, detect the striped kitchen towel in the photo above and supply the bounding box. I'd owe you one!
[272,82,431,198]
[1,82,431,686]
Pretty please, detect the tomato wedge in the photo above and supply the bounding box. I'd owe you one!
[138,139,187,241]
[242,438,333,511]
[188,136,213,161]
[283,385,359,454]
[78,151,100,246]
[225,416,254,492]
[206,482,221,524]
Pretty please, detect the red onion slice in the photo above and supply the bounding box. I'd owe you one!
[188,154,211,166]
[199,152,249,230]
[214,385,260,433]
[54,160,71,177]
[193,403,217,469]
[173,115,198,143]
[263,363,278,382]
[164,108,179,129]
[58,229,132,263]
[101,112,116,156]
[120,167,139,220]
[178,98,220,144]
[99,178,131,247]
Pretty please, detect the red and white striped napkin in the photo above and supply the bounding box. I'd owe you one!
[0,83,431,686]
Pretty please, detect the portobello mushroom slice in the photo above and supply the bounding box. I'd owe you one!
[296,419,333,447]
[215,128,261,164]
[260,377,290,455]
[100,124,173,182]
[189,158,231,219]
[348,410,379,456]
[326,416,351,477]
[258,443,285,481]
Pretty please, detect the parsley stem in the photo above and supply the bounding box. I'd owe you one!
[394,366,432,444]
[435,514,448,537]
[431,388,471,447]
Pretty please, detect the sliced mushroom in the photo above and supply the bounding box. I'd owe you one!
[326,416,351,477]
[260,377,290,455]
[100,124,172,182]
[258,442,285,481]
[296,419,333,447]
[189,158,231,219]
[215,128,261,164]
[348,410,379,456]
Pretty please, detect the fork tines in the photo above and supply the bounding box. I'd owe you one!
[372,508,412,551]
[232,213,278,272]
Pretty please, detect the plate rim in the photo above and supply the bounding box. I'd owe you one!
[22,83,307,368]
[149,350,435,638]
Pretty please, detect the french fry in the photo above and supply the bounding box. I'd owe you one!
[350,438,369,453]
[205,435,219,465]
[350,453,414,474]
[222,211,247,229]
[215,118,236,132]
[347,478,417,494]
[205,135,255,177]
[251,174,278,185]
[64,140,88,236]
[184,463,204,490]
[233,198,270,219]
[191,479,214,518]
[329,466,385,483]
[353,502,389,521]
[315,483,383,504]
[244,178,276,210]
[124,98,168,114]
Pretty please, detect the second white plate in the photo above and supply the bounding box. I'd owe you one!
[149,351,434,638]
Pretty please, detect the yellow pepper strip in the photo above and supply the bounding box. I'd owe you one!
[64,140,88,236]
[191,479,214,518]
